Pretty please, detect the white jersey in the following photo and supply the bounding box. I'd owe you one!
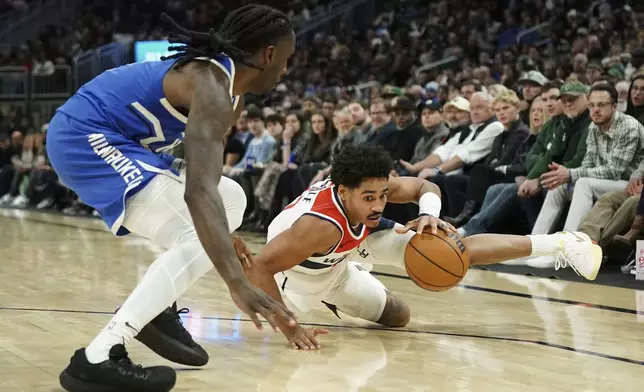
[267,179,371,275]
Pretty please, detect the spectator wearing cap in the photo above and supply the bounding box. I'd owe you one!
[373,97,424,163]
[518,70,548,125]
[401,93,503,216]
[530,84,644,241]
[396,99,449,176]
[626,72,644,125]
[441,96,471,140]
[512,81,593,232]
[443,90,531,226]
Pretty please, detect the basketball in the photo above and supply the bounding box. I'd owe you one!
[404,230,470,291]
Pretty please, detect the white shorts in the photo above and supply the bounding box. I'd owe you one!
[275,226,414,322]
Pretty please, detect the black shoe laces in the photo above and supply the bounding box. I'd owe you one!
[106,346,148,379]
[161,307,194,343]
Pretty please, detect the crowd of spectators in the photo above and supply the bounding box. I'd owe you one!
[2,0,644,276]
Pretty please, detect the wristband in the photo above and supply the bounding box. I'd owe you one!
[418,192,441,217]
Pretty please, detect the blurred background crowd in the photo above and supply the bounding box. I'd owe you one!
[1,0,644,275]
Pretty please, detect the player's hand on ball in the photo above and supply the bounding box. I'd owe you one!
[397,215,456,235]
[286,325,329,350]
[231,234,254,270]
[229,280,297,331]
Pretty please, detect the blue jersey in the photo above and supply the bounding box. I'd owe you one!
[57,55,240,153]
[47,55,240,235]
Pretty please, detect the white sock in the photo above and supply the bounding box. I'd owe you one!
[85,240,214,363]
[527,234,558,257]
[457,227,467,237]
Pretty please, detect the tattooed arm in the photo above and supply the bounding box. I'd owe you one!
[182,63,295,330]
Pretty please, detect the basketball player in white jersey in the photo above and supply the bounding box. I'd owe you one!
[245,144,602,349]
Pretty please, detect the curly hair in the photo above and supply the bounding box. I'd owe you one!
[330,144,393,189]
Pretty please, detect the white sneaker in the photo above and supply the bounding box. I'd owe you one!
[552,231,602,280]
[526,255,555,268]
[11,195,27,207]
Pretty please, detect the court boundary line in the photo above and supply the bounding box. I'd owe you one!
[0,305,641,367]
[3,213,642,317]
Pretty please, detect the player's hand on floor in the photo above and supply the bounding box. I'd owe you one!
[231,234,254,270]
[229,280,297,331]
[286,325,329,350]
[396,215,457,236]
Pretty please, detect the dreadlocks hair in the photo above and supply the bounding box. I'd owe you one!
[160,4,293,70]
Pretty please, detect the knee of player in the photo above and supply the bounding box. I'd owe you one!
[377,292,411,327]
[220,177,247,232]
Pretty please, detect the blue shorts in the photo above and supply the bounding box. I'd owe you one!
[46,112,179,236]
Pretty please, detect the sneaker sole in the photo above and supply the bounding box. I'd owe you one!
[585,244,603,281]
[135,324,209,367]
[59,370,176,392]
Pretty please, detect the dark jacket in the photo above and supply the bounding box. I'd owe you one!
[525,110,591,179]
[484,119,531,168]
[505,133,537,177]
[374,120,425,162]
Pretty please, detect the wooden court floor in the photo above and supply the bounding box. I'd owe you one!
[1,208,643,391]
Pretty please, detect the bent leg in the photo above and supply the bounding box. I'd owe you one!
[85,174,246,364]
[325,263,410,327]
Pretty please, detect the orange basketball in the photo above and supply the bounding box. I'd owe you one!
[404,230,470,291]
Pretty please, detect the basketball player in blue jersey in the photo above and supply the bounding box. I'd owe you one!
[245,145,603,350]
[47,5,297,392]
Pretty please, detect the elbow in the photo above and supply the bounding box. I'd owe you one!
[427,181,441,198]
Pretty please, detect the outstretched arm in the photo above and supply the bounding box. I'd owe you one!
[246,215,340,347]
[388,176,453,235]
[182,63,294,330]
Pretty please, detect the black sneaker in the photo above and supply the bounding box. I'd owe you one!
[134,303,209,366]
[59,344,176,392]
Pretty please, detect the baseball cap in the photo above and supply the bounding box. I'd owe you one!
[419,99,442,112]
[559,81,590,98]
[443,96,470,112]
[518,70,548,86]
[391,97,417,112]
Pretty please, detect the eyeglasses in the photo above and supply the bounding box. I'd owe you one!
[588,102,614,109]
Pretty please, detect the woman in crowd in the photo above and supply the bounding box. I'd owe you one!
[293,112,336,196]
[248,112,311,232]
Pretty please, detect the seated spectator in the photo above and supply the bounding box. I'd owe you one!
[0,132,34,206]
[613,187,644,247]
[362,98,395,144]
[372,97,424,163]
[401,93,503,216]
[293,112,336,196]
[223,127,244,169]
[459,79,483,101]
[24,131,65,209]
[456,80,584,237]
[626,72,644,124]
[347,101,372,144]
[576,164,643,249]
[531,84,644,237]
[265,113,285,140]
[309,108,361,185]
[395,99,449,176]
[250,112,311,232]
[224,109,276,177]
[443,90,531,226]
[518,70,549,125]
